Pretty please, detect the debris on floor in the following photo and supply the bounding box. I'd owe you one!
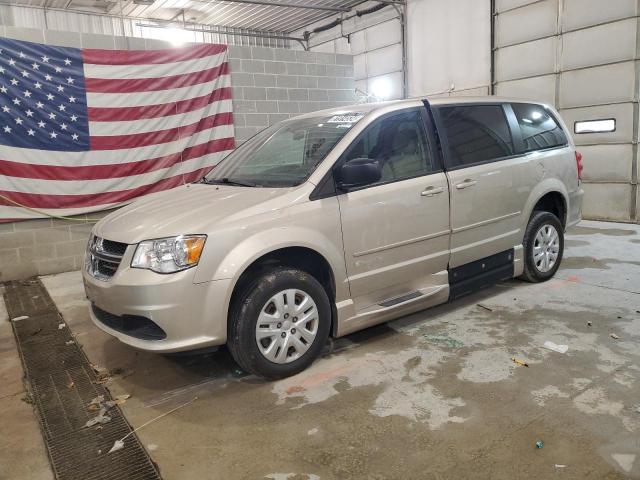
[11,315,28,322]
[85,393,131,427]
[85,408,112,428]
[555,464,567,469]
[57,323,65,330]
[543,341,568,354]
[423,333,464,349]
[65,340,74,345]
[511,357,529,367]
[477,303,493,312]
[108,397,197,454]
[610,333,620,340]
[587,321,593,326]
[535,441,544,449]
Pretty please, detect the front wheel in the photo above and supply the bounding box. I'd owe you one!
[227,267,331,379]
[520,211,564,283]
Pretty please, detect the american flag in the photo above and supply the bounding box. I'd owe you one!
[0,37,234,220]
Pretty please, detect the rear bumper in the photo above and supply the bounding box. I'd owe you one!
[567,187,584,228]
[83,265,231,353]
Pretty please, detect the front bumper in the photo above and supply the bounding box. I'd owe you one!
[82,255,231,353]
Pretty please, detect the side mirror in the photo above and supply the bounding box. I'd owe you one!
[335,158,382,189]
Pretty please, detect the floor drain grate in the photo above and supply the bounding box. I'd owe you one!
[4,278,162,480]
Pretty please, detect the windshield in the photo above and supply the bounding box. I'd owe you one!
[204,113,364,187]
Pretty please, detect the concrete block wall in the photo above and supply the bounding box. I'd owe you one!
[0,30,356,282]
[0,210,114,282]
[228,45,356,143]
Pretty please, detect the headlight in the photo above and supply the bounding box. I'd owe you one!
[131,235,206,273]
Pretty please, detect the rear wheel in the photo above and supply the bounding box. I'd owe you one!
[227,267,331,379]
[520,211,564,283]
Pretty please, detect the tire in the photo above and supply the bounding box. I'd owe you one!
[227,267,331,379]
[520,210,564,283]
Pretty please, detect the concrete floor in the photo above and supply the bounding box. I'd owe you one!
[2,219,639,479]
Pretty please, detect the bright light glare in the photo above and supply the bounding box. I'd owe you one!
[140,25,194,46]
[575,119,616,134]
[164,27,194,46]
[370,78,392,100]
[531,111,543,120]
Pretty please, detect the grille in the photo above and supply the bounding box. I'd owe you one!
[86,235,128,281]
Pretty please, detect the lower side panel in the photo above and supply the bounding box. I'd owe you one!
[448,249,515,300]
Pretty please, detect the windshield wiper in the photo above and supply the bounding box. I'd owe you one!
[205,177,258,187]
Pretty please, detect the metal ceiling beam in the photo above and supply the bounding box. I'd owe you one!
[136,21,308,47]
[210,0,351,13]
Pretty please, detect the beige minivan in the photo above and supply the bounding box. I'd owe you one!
[83,97,583,378]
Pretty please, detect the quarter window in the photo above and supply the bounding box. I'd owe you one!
[342,109,436,185]
[438,105,514,167]
[512,103,568,152]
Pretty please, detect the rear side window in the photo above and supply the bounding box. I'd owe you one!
[512,103,568,152]
[438,105,514,167]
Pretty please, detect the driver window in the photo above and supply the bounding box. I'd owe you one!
[342,109,435,185]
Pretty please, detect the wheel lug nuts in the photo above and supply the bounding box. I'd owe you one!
[293,317,298,322]
[277,323,282,328]
[291,328,296,334]
[281,332,286,338]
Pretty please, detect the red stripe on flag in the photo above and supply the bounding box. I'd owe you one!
[82,44,227,65]
[0,138,234,181]
[0,166,214,209]
[85,63,229,93]
[90,111,233,150]
[87,87,232,122]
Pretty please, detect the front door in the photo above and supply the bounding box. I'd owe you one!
[336,108,450,310]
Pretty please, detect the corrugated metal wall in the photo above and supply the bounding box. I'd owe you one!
[0,4,290,48]
[494,0,639,222]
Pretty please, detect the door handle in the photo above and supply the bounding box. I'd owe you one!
[420,186,444,197]
[455,179,477,189]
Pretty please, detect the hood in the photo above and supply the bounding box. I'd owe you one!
[93,183,296,244]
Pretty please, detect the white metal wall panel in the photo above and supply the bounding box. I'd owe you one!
[495,36,557,81]
[366,43,402,78]
[581,183,633,221]
[562,0,636,32]
[365,18,401,51]
[561,18,637,71]
[560,103,634,145]
[350,30,366,55]
[579,144,633,183]
[495,0,539,13]
[408,0,490,96]
[494,1,640,221]
[495,75,557,105]
[495,0,558,48]
[559,61,636,108]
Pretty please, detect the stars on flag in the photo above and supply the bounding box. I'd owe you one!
[0,41,87,148]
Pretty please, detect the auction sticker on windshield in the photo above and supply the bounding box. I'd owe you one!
[327,113,365,124]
